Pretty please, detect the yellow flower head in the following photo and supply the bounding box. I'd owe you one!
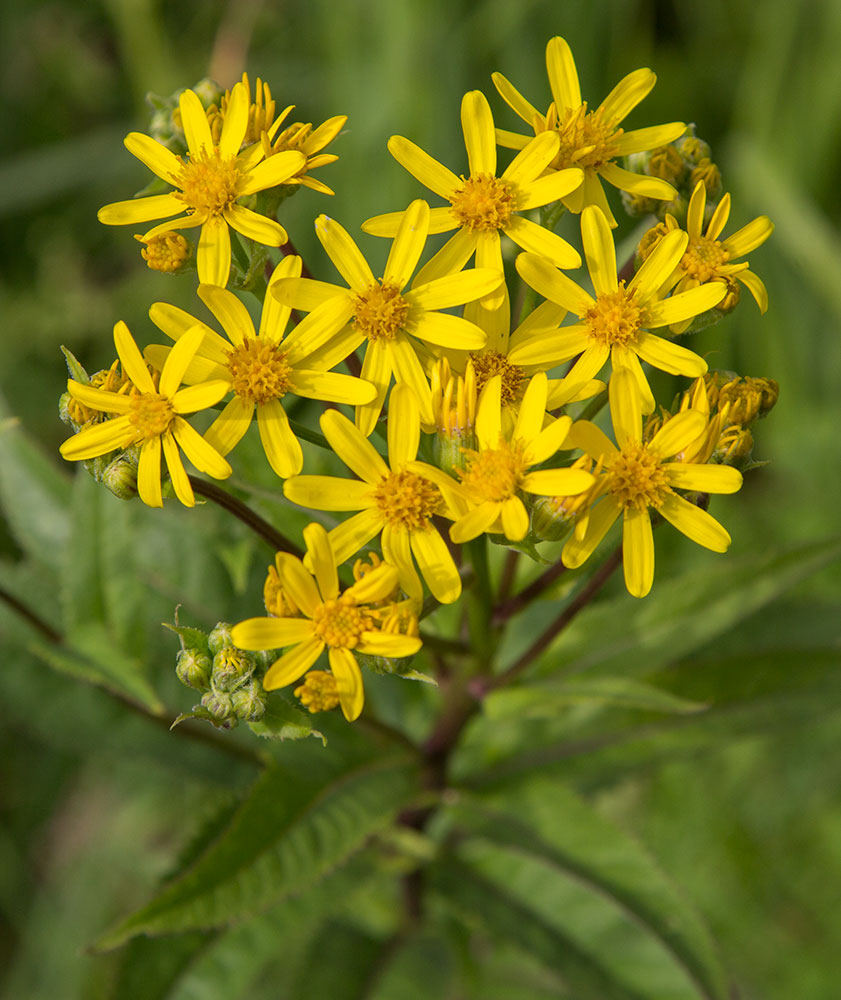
[231,523,422,722]
[362,90,584,307]
[512,205,727,413]
[60,321,232,508]
[562,368,743,597]
[434,371,595,545]
[284,383,465,604]
[650,180,774,333]
[270,199,503,436]
[98,81,306,286]
[206,73,277,148]
[492,36,686,225]
[145,255,376,479]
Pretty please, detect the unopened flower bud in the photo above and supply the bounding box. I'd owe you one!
[646,144,686,185]
[675,134,712,166]
[208,623,234,656]
[715,425,754,465]
[200,689,235,721]
[295,670,341,714]
[135,232,191,273]
[264,563,300,617]
[176,648,212,690]
[231,681,268,721]
[689,158,722,200]
[211,646,255,691]
[101,449,139,500]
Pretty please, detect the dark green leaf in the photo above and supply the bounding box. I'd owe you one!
[247,693,325,744]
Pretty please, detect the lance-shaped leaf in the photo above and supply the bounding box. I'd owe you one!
[441,779,729,1000]
[94,755,420,949]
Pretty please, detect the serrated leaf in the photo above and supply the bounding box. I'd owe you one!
[29,623,164,713]
[248,692,325,743]
[484,676,708,721]
[505,537,841,681]
[94,755,420,948]
[443,780,729,1000]
[163,621,210,654]
[0,407,71,564]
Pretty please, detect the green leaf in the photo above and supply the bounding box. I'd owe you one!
[247,692,325,744]
[507,537,841,681]
[29,622,164,713]
[106,933,214,1000]
[443,779,729,1000]
[483,676,708,722]
[0,409,70,564]
[94,755,420,948]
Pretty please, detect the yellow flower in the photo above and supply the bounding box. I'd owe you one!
[562,367,743,597]
[492,36,686,225]
[654,180,774,332]
[362,90,583,305]
[60,322,231,507]
[260,106,347,196]
[284,383,465,604]
[231,523,422,722]
[270,199,502,436]
[419,371,594,544]
[145,256,376,479]
[98,81,306,285]
[512,205,727,412]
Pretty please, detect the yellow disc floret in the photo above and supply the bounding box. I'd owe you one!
[176,148,243,217]
[584,283,643,347]
[370,469,442,530]
[681,236,730,282]
[294,670,340,713]
[136,232,190,273]
[546,103,622,171]
[128,392,174,439]
[352,281,410,340]
[227,339,293,403]
[450,173,516,232]
[469,351,525,405]
[460,440,527,502]
[312,597,375,649]
[609,443,671,511]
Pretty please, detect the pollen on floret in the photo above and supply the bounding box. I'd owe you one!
[312,597,374,649]
[136,232,190,273]
[469,351,525,405]
[546,102,622,171]
[294,670,340,713]
[227,339,293,403]
[449,173,515,232]
[460,440,527,502]
[370,470,442,531]
[176,148,243,216]
[584,283,643,347]
[128,392,175,439]
[609,443,671,511]
[352,282,410,340]
[681,236,730,282]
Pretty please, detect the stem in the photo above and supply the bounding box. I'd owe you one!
[479,544,623,693]
[0,584,62,643]
[288,419,332,452]
[496,547,520,604]
[492,557,569,626]
[279,236,314,279]
[188,476,303,556]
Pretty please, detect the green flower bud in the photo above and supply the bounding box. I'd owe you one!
[176,648,212,690]
[231,682,269,722]
[211,646,255,691]
[208,623,234,656]
[200,689,235,722]
[101,450,139,500]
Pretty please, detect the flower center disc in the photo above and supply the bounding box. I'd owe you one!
[129,392,174,439]
[681,236,730,282]
[353,282,410,341]
[460,441,526,502]
[548,103,621,170]
[177,148,242,216]
[370,469,442,530]
[609,443,671,511]
[295,670,340,713]
[450,173,515,232]
[312,598,374,649]
[469,351,525,404]
[584,283,643,347]
[227,339,293,403]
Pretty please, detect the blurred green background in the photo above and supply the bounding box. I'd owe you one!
[1,0,840,997]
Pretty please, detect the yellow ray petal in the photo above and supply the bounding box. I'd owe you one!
[522,414,572,466]
[329,647,365,722]
[450,500,500,544]
[475,232,506,310]
[159,325,205,398]
[357,631,423,658]
[633,331,707,377]
[203,396,253,456]
[328,508,385,565]
[124,132,182,185]
[60,415,133,460]
[284,475,373,511]
[475,375,502,449]
[613,122,687,156]
[218,81,248,158]
[198,284,255,345]
[276,554,321,617]
[315,215,375,292]
[648,410,707,457]
[608,366,642,448]
[260,254,302,342]
[382,523,422,601]
[410,311,487,351]
[562,496,622,568]
[521,467,594,496]
[663,462,743,494]
[388,135,460,199]
[413,228,477,287]
[270,275,343,313]
[645,282,725,327]
[171,416,232,480]
[197,216,231,286]
[281,294,356,365]
[599,67,656,125]
[66,382,132,415]
[565,419,617,459]
[581,205,618,295]
[622,507,654,598]
[263,637,324,690]
[491,70,540,124]
[149,303,229,362]
[303,522,339,602]
[231,616,315,650]
[461,91,496,176]
[736,270,769,313]
[97,194,185,227]
[113,320,156,393]
[179,89,213,155]
[322,408,389,482]
[408,268,503,312]
[515,253,593,315]
[628,229,688,299]
[599,162,677,201]
[686,181,708,239]
[355,339,392,438]
[255,398,302,479]
[383,199,429,288]
[238,150,307,196]
[162,432,194,506]
[137,436,163,508]
[410,527,462,604]
[224,204,288,247]
[388,382,421,467]
[546,36,581,110]
[516,167,584,211]
[508,325,589,366]
[513,371,548,445]
[500,496,529,541]
[388,334,434,425]
[503,215,581,269]
[171,379,230,415]
[723,216,774,258]
[502,132,560,187]
[659,493,731,552]
[290,370,375,405]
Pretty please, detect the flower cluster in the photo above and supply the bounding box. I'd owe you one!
[59,38,776,724]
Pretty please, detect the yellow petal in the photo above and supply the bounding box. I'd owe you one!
[382,523,422,601]
[565,419,617,459]
[113,320,156,393]
[410,312,487,350]
[159,325,205,398]
[197,216,231,287]
[256,398,302,479]
[475,233,506,310]
[648,410,707,457]
[475,375,502,449]
[515,253,593,315]
[315,214,375,292]
[408,268,503,311]
[659,493,731,552]
[290,370,376,405]
[736,270,769,313]
[513,371,548,444]
[66,382,131,415]
[663,462,743,494]
[270,275,342,313]
[162,432,194,507]
[383,199,429,288]
[171,417,232,480]
[239,150,307,196]
[503,215,581,269]
[516,167,584,211]
[388,382,421,467]
[171,379,230,415]
[328,647,365,722]
[599,67,656,125]
[345,561,400,604]
[411,526,462,604]
[322,408,388,482]
[303,522,339,602]
[450,501,500,544]
[508,325,588,366]
[280,294,355,365]
[203,396,253,456]
[645,283,726,327]
[328,508,385,565]
[491,70,541,124]
[633,331,707,377]
[609,366,643,448]
[137,436,163,508]
[687,181,708,239]
[546,36,581,110]
[285,475,373,511]
[599,162,678,201]
[500,496,529,541]
[521,468,594,496]
[231,616,315,650]
[622,507,655,598]
[198,284,255,345]
[628,229,688,299]
[388,334,434,425]
[357,631,422,658]
[224,204,287,247]
[217,82,248,158]
[263,638,324,690]
[723,216,775,258]
[124,132,182,185]
[179,88,213,155]
[562,496,622,568]
[260,255,302,342]
[276,554,321,617]
[149,303,230,363]
[355,339,392,438]
[413,228,477,287]
[461,90,496,176]
[388,135,460,199]
[502,132,560,187]
[59,415,133,460]
[97,194,184,227]
[522,414,572,466]
[581,205,618,295]
[613,122,687,156]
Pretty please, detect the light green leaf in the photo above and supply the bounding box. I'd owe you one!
[484,676,708,721]
[443,779,729,1000]
[94,755,420,948]
[248,693,326,744]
